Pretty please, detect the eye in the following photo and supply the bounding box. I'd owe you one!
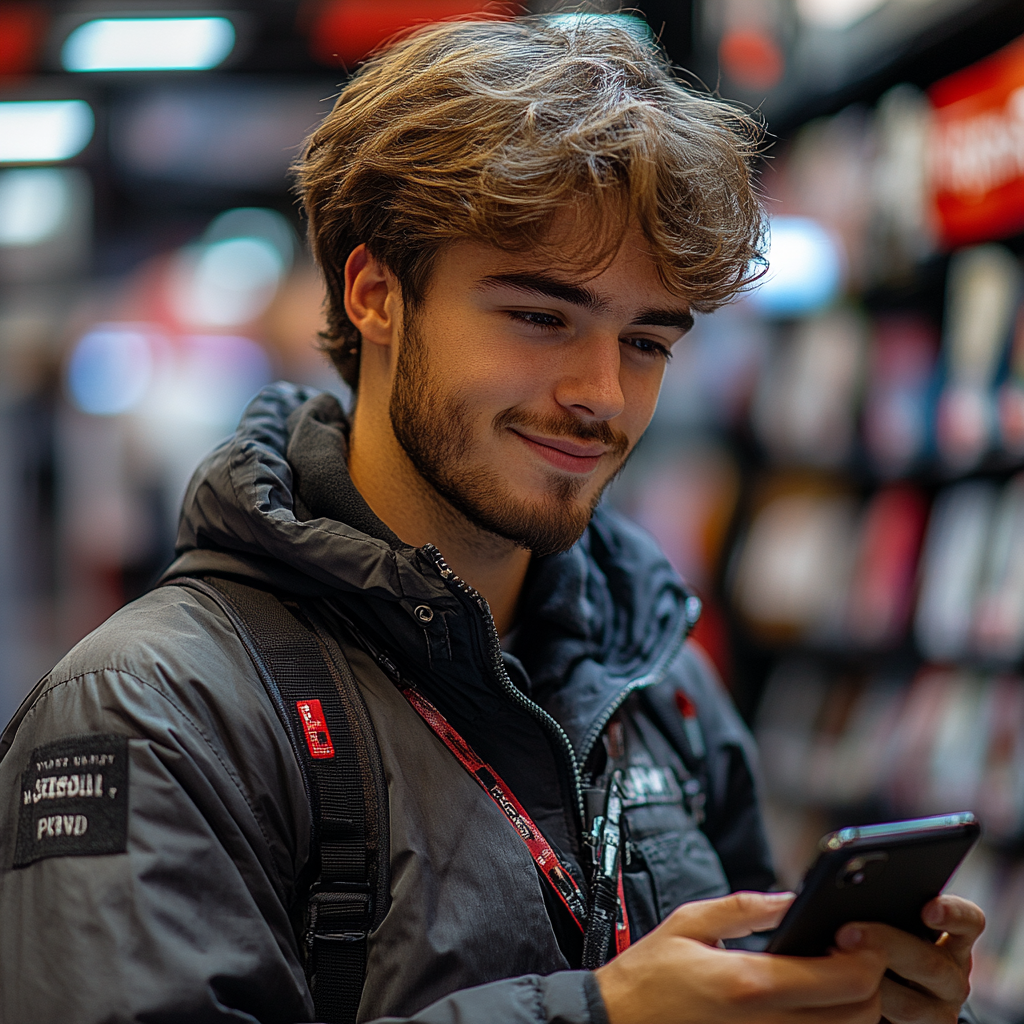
[506,310,564,331]
[623,336,672,361]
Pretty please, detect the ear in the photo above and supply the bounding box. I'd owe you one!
[343,244,401,348]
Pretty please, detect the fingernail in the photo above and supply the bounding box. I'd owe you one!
[764,891,796,901]
[923,904,943,927]
[836,925,863,949]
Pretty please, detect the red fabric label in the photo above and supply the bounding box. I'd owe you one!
[674,689,698,719]
[296,699,335,759]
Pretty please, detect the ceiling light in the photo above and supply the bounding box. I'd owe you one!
[62,17,235,72]
[0,100,94,163]
[795,0,888,30]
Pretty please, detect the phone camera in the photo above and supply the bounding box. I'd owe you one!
[837,851,888,888]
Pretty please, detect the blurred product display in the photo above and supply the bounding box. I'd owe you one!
[3,0,1024,1018]
[612,14,1024,1020]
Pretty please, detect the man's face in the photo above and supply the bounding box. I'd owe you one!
[388,225,693,556]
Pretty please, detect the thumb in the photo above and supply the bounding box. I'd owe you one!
[664,891,796,946]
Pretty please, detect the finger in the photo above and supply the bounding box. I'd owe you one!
[665,891,796,944]
[792,994,883,1024]
[720,947,887,1010]
[879,973,947,1024]
[922,896,986,963]
[837,922,967,1006]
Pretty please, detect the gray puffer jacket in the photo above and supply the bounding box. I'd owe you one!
[0,384,773,1024]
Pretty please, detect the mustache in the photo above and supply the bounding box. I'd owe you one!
[493,407,631,458]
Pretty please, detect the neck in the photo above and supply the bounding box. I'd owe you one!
[347,394,530,637]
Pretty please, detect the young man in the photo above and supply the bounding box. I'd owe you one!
[0,14,982,1024]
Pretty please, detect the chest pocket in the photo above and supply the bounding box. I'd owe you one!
[614,715,730,939]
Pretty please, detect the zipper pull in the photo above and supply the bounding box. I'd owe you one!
[377,654,401,683]
[581,770,625,969]
[683,777,706,826]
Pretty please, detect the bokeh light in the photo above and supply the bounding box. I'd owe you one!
[750,216,845,317]
[0,100,94,163]
[62,17,235,72]
[0,169,72,247]
[66,325,156,416]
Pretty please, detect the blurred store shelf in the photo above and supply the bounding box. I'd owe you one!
[609,9,1024,1018]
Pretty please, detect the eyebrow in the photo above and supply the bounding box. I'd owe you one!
[478,272,607,312]
[631,307,695,334]
[477,272,694,334]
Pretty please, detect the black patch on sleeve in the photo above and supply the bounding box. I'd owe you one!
[14,734,129,868]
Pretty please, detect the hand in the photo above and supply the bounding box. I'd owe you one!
[595,891,887,1024]
[835,895,985,1024]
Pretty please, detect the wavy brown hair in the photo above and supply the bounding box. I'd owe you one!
[295,14,766,387]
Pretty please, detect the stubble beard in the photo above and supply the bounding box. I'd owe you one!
[389,315,631,558]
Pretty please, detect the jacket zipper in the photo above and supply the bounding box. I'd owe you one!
[577,592,700,785]
[425,545,587,828]
[424,546,701,833]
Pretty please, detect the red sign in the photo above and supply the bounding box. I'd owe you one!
[296,699,335,759]
[307,1,506,67]
[928,34,1024,247]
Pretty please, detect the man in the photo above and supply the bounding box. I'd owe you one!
[0,14,982,1024]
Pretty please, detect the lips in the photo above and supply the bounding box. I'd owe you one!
[511,429,608,473]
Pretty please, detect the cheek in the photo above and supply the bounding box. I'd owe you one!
[420,308,532,402]
[442,345,551,412]
[617,372,664,439]
[447,364,529,416]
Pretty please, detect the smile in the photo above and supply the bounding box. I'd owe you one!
[510,430,608,474]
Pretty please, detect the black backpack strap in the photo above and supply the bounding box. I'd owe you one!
[165,575,390,1024]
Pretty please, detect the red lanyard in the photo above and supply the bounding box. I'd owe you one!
[399,685,589,934]
[615,864,630,954]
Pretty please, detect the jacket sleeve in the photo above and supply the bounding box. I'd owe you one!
[0,666,316,1024]
[0,584,322,1023]
[372,973,607,1024]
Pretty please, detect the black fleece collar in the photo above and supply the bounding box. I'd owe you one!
[285,393,404,550]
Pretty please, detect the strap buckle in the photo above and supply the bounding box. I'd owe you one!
[306,882,373,954]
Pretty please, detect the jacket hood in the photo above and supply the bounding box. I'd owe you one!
[165,383,697,760]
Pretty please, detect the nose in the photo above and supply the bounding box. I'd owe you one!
[553,334,625,422]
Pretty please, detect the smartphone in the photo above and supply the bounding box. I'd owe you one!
[766,812,980,957]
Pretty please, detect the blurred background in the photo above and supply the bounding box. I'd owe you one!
[2,0,1024,1016]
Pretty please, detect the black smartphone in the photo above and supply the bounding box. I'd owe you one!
[766,812,980,957]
